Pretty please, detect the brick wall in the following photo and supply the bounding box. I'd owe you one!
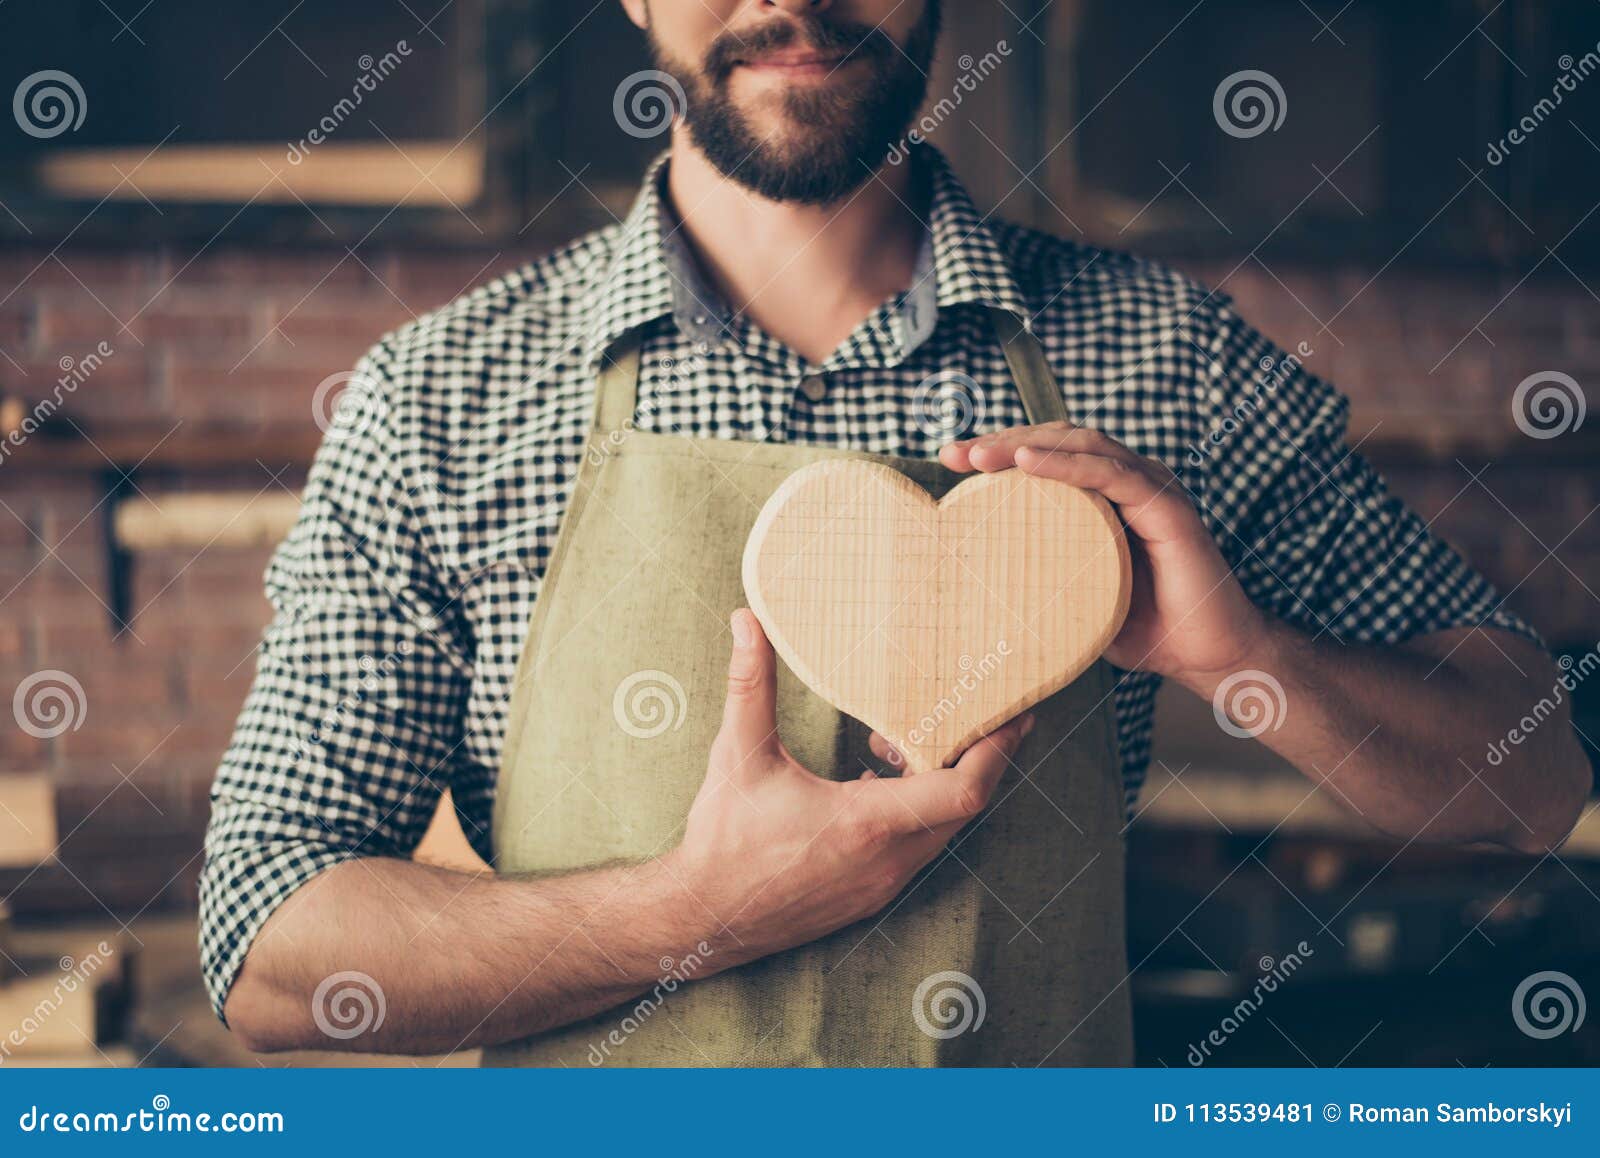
[1,242,1595,919]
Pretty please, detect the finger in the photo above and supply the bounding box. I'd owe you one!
[938,441,979,473]
[874,714,1034,832]
[867,731,906,769]
[973,427,1149,475]
[940,422,1076,473]
[713,609,782,768]
[1012,448,1196,544]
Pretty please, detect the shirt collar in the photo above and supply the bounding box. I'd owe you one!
[916,143,1031,328]
[576,153,679,371]
[578,144,1032,371]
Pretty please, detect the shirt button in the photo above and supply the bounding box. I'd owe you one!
[800,375,827,403]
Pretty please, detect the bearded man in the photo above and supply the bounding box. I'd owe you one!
[201,1,1589,1065]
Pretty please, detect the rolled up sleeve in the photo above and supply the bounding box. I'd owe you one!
[1195,300,1540,649]
[198,344,473,1021]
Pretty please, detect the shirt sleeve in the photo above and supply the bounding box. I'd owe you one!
[198,343,474,1021]
[1191,297,1540,649]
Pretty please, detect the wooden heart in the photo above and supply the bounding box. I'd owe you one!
[743,459,1131,774]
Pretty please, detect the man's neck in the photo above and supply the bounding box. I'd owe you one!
[663,132,924,366]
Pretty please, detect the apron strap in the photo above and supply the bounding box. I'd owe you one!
[594,311,1064,437]
[593,337,643,434]
[989,308,1069,426]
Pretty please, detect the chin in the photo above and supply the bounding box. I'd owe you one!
[682,73,913,205]
[736,76,862,116]
[753,115,855,155]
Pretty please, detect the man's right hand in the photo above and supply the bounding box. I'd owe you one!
[667,608,1033,968]
[223,607,1029,1055]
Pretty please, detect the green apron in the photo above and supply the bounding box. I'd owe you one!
[484,309,1133,1067]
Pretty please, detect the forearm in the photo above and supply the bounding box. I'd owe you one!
[223,854,714,1055]
[1187,621,1592,852]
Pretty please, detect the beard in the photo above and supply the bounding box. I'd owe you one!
[647,4,940,205]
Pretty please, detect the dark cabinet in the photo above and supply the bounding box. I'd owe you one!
[941,0,1600,269]
[4,0,1595,270]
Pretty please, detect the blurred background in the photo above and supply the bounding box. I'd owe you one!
[0,0,1596,1067]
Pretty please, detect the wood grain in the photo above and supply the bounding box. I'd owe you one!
[743,460,1131,774]
[0,774,56,868]
[114,492,302,552]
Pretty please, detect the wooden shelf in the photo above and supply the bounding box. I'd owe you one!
[1349,415,1600,466]
[1138,763,1600,859]
[2,429,322,474]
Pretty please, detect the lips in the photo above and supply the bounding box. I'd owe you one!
[738,51,848,70]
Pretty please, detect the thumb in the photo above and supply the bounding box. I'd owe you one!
[715,609,781,766]
[874,714,1034,833]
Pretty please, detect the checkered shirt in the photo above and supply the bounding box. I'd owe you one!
[198,145,1535,1018]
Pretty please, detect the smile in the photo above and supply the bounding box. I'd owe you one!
[736,51,858,77]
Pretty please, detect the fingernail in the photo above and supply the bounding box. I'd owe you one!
[731,610,753,648]
[1021,714,1036,737]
